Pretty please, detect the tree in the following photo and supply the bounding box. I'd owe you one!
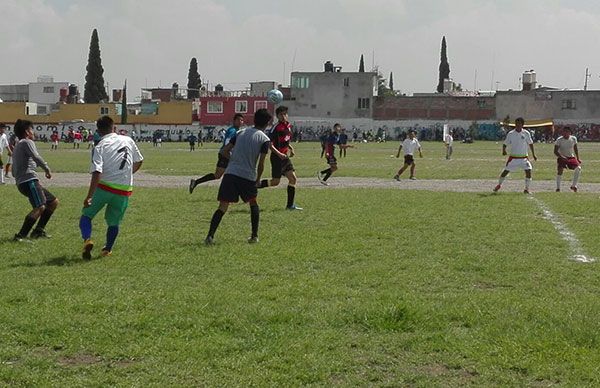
[187,57,201,99]
[389,72,394,91]
[121,80,127,124]
[83,29,108,103]
[359,54,365,72]
[374,67,395,97]
[436,36,450,93]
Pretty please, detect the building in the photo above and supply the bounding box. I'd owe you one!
[287,62,377,119]
[0,84,28,102]
[374,94,496,121]
[198,95,273,126]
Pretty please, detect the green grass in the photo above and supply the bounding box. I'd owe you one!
[2,182,600,386]
[38,140,600,182]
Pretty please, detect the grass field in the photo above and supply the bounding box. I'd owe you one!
[1,141,600,386]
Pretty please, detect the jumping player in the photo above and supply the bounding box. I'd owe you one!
[257,106,302,210]
[493,117,537,194]
[189,114,243,193]
[554,126,581,192]
[204,108,271,245]
[79,116,144,259]
[394,130,422,181]
[11,119,59,241]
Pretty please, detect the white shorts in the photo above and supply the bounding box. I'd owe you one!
[505,157,532,172]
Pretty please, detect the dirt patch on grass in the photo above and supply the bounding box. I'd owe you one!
[57,353,102,367]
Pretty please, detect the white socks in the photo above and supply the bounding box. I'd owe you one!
[525,178,532,190]
[573,167,581,187]
[556,175,562,190]
[0,169,4,184]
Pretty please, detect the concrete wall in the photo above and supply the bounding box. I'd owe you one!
[0,84,28,102]
[28,82,69,105]
[374,95,495,121]
[496,90,600,120]
[289,71,376,118]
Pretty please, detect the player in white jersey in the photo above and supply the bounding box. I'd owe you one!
[493,117,537,194]
[554,126,581,192]
[0,123,8,184]
[444,131,453,160]
[79,116,144,259]
[394,130,422,181]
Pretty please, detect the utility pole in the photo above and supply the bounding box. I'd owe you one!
[584,68,591,90]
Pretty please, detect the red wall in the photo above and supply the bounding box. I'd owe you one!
[199,96,274,126]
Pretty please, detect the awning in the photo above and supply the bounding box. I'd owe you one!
[500,119,554,128]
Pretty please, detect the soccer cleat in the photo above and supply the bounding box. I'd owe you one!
[570,186,578,192]
[393,175,400,182]
[409,176,416,180]
[189,179,196,194]
[316,171,324,183]
[100,247,112,257]
[13,233,25,242]
[30,229,51,239]
[523,189,531,195]
[493,184,501,192]
[556,188,560,192]
[82,239,94,260]
[204,236,214,246]
[247,236,259,244]
[286,204,303,211]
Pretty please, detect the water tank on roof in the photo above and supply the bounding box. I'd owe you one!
[522,70,536,91]
[324,61,334,72]
[68,84,78,96]
[215,84,224,92]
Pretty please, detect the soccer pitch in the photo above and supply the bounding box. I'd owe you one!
[1,141,600,386]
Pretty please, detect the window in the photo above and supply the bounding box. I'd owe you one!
[235,100,248,113]
[207,101,223,113]
[37,106,48,114]
[254,100,268,111]
[357,98,370,110]
[43,86,54,93]
[100,107,109,115]
[561,99,576,110]
[292,76,310,89]
[311,104,317,109]
[343,77,350,87]
[477,100,486,108]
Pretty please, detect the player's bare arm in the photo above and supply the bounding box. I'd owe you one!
[529,144,537,161]
[255,153,267,187]
[83,171,101,207]
[288,144,295,157]
[574,144,580,162]
[396,145,403,158]
[133,161,143,174]
[553,145,564,159]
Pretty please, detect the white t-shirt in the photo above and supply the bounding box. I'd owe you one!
[504,129,533,157]
[91,133,143,191]
[445,134,453,146]
[0,133,8,153]
[555,135,577,158]
[401,138,421,155]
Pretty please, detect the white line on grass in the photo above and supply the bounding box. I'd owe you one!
[528,196,595,263]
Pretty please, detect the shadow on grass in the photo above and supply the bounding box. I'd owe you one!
[476,193,498,198]
[9,255,95,268]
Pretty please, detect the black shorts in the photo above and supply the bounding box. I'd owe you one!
[17,179,56,208]
[216,153,229,169]
[218,174,257,203]
[270,154,294,179]
[326,155,337,165]
[403,155,415,165]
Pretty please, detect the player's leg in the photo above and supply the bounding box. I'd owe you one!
[101,194,130,256]
[284,169,301,210]
[80,189,109,259]
[31,190,59,238]
[572,165,581,192]
[240,176,260,242]
[14,181,47,240]
[206,175,236,243]
[0,157,4,184]
[524,169,532,193]
[556,165,564,192]
[494,169,510,192]
[409,162,416,179]
[396,162,409,178]
[259,156,281,188]
[190,157,226,193]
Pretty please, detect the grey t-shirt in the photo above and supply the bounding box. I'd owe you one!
[12,138,50,185]
[225,127,270,181]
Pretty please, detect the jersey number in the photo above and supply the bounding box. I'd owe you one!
[117,147,129,170]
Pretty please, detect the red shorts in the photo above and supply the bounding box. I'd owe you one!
[557,157,580,170]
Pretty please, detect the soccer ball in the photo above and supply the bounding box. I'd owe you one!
[267,89,283,104]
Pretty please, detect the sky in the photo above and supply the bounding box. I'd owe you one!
[2,0,600,100]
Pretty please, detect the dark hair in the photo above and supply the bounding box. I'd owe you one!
[233,113,244,121]
[563,126,572,132]
[254,109,272,128]
[515,117,525,124]
[275,106,288,116]
[14,119,33,139]
[96,116,114,134]
[0,123,6,129]
[333,123,341,128]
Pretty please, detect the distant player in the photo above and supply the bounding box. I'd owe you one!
[493,117,537,194]
[188,133,197,152]
[338,127,349,157]
[554,126,581,192]
[204,108,271,245]
[79,116,144,259]
[50,131,59,150]
[0,123,8,184]
[11,119,59,241]
[5,130,17,178]
[258,106,302,210]
[73,131,82,149]
[444,130,453,160]
[317,124,351,185]
[189,114,243,193]
[394,130,422,181]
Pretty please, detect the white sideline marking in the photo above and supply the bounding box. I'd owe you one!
[528,196,595,263]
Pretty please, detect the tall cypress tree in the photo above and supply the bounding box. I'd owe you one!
[359,54,365,72]
[187,57,201,99]
[389,72,394,90]
[121,80,127,124]
[83,29,108,103]
[437,36,450,93]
